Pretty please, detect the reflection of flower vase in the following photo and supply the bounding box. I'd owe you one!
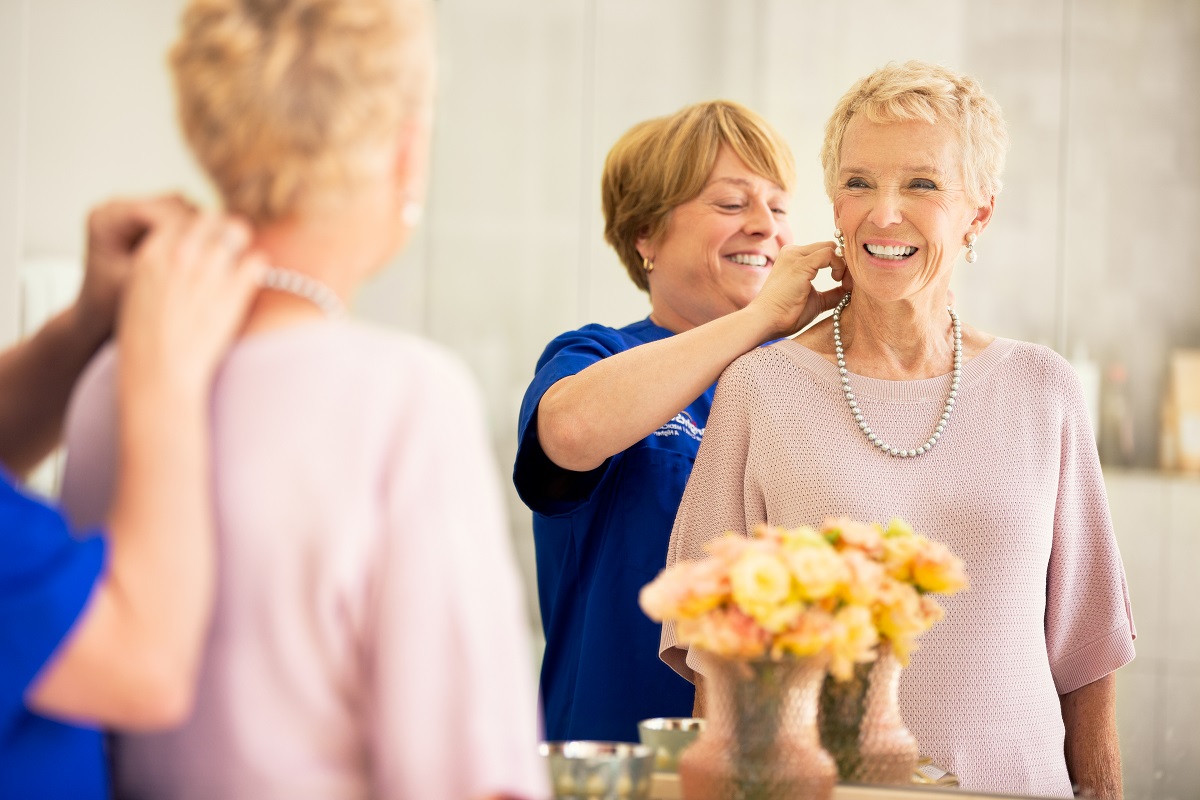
[818,644,918,785]
[679,654,836,800]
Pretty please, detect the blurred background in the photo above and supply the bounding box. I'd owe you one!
[0,0,1196,797]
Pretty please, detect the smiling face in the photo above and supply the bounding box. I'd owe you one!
[639,146,793,332]
[834,118,993,309]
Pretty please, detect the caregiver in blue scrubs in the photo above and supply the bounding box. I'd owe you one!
[514,100,849,741]
[0,198,260,799]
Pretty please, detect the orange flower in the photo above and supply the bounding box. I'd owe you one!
[639,517,966,668]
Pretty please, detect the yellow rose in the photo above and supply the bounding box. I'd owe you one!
[754,600,807,634]
[911,539,969,595]
[730,548,793,620]
[881,534,923,582]
[829,604,879,681]
[782,544,846,601]
[875,579,927,665]
[780,525,827,550]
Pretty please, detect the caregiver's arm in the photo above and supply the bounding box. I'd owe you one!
[1061,673,1121,800]
[538,243,846,472]
[27,210,261,730]
[0,197,193,476]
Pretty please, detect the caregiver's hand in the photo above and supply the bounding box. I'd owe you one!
[27,209,263,730]
[747,241,851,339]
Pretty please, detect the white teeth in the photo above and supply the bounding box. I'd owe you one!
[728,253,768,267]
[865,244,917,260]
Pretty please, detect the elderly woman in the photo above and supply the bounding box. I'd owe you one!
[59,1,546,798]
[514,100,850,742]
[659,62,1135,799]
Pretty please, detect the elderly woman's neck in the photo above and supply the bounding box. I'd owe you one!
[239,204,399,335]
[838,292,959,381]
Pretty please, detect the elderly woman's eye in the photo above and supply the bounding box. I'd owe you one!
[846,177,869,189]
[718,203,746,211]
[911,179,938,190]
[771,207,788,216]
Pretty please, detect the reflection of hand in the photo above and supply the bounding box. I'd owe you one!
[80,195,197,340]
[749,242,852,338]
[117,211,264,398]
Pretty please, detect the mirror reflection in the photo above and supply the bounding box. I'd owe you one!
[2,1,1195,799]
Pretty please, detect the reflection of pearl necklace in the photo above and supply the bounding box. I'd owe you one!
[259,267,344,317]
[832,293,960,458]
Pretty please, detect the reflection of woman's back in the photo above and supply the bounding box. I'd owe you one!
[59,2,546,798]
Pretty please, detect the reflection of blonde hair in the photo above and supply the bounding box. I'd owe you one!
[820,60,1008,205]
[603,100,795,293]
[171,0,434,223]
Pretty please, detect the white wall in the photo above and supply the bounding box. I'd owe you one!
[0,0,26,345]
[1,2,1197,797]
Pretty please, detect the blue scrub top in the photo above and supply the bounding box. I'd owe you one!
[1,475,108,800]
[514,319,712,742]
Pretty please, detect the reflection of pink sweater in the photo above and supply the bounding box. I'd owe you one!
[660,337,1135,798]
[62,322,548,800]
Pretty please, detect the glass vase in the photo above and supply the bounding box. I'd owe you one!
[818,643,918,785]
[679,654,836,800]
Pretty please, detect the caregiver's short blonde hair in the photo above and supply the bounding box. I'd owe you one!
[820,60,1008,205]
[171,0,434,223]
[603,100,795,293]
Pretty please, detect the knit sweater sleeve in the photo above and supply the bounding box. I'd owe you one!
[660,352,766,681]
[1044,356,1136,694]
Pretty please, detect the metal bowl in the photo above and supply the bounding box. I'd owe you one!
[636,718,706,773]
[539,740,656,799]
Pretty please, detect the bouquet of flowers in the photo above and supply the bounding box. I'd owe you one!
[639,517,968,678]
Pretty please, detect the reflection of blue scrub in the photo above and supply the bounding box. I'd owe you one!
[1,476,108,799]
[514,319,712,742]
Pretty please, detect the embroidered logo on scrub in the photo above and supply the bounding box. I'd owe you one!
[653,411,705,442]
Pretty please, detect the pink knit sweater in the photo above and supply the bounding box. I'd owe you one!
[61,322,548,800]
[660,337,1135,797]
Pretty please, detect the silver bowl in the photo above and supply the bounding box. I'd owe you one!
[636,718,706,773]
[539,740,655,799]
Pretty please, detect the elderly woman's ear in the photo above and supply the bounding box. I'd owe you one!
[390,118,432,218]
[971,195,996,232]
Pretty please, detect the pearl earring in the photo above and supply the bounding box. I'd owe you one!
[834,228,846,258]
[965,232,978,263]
[401,201,424,227]
[642,256,654,273]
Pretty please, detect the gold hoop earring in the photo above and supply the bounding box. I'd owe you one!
[643,257,654,272]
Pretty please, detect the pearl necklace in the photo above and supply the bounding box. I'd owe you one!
[259,267,344,317]
[832,293,961,458]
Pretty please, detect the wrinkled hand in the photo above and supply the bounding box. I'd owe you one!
[79,195,197,339]
[117,210,264,397]
[749,241,852,338]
